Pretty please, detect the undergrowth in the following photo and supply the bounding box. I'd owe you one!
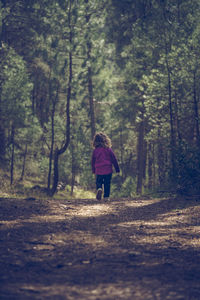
[0,173,95,200]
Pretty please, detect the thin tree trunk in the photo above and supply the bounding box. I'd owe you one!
[165,52,176,177]
[20,143,28,181]
[153,143,156,187]
[0,115,5,164]
[174,91,182,144]
[136,120,145,194]
[136,97,146,194]
[47,85,58,190]
[119,127,124,180]
[70,141,75,196]
[193,70,200,149]
[168,65,175,162]
[162,7,176,177]
[148,142,153,190]
[157,128,165,186]
[50,0,73,196]
[143,139,147,180]
[85,0,96,140]
[85,5,96,140]
[10,124,15,185]
[0,51,6,163]
[88,61,96,140]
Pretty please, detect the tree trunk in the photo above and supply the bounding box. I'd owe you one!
[70,141,75,196]
[157,128,165,186]
[0,54,6,164]
[10,124,15,185]
[85,6,96,140]
[50,0,73,196]
[47,85,58,190]
[152,143,156,187]
[143,139,147,180]
[148,142,153,190]
[165,53,176,177]
[136,120,145,194]
[193,70,200,149]
[51,148,59,195]
[87,61,96,140]
[162,8,176,178]
[174,91,182,144]
[0,120,5,164]
[119,127,124,180]
[20,143,28,181]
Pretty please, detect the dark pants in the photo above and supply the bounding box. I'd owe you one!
[96,173,112,198]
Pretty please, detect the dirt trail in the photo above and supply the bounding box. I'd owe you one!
[0,196,200,300]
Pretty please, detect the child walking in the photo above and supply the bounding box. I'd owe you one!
[91,132,120,200]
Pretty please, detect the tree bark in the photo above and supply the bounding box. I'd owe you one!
[119,127,125,180]
[0,116,5,164]
[157,128,165,186]
[136,119,145,194]
[0,49,6,163]
[47,85,58,190]
[193,70,200,149]
[20,143,28,181]
[85,6,96,140]
[174,91,182,144]
[165,49,176,177]
[50,0,73,196]
[162,6,176,178]
[10,124,15,185]
[70,140,75,196]
[148,142,153,190]
[87,61,96,140]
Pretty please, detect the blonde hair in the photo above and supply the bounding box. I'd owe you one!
[93,132,112,148]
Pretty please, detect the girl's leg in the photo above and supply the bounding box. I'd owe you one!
[96,175,103,190]
[96,175,103,200]
[103,173,112,198]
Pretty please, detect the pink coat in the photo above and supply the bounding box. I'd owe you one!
[92,147,120,175]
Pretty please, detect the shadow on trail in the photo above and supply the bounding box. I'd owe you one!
[0,196,200,299]
[64,196,200,230]
[0,197,49,221]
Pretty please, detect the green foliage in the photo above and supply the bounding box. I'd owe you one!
[1,0,200,197]
[1,46,32,127]
[112,176,136,198]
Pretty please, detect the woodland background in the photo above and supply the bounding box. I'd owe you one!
[1,0,200,198]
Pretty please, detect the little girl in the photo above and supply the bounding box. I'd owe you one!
[91,132,120,200]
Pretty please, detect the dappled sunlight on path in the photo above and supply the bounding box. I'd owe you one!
[0,196,200,299]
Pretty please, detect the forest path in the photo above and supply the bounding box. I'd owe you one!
[0,195,200,299]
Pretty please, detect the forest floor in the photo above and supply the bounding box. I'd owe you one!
[0,194,200,300]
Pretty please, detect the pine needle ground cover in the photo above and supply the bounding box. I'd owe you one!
[0,196,200,299]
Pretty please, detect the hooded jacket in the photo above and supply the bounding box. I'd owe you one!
[91,147,120,175]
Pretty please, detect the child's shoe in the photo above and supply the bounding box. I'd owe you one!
[104,197,110,201]
[96,188,102,200]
